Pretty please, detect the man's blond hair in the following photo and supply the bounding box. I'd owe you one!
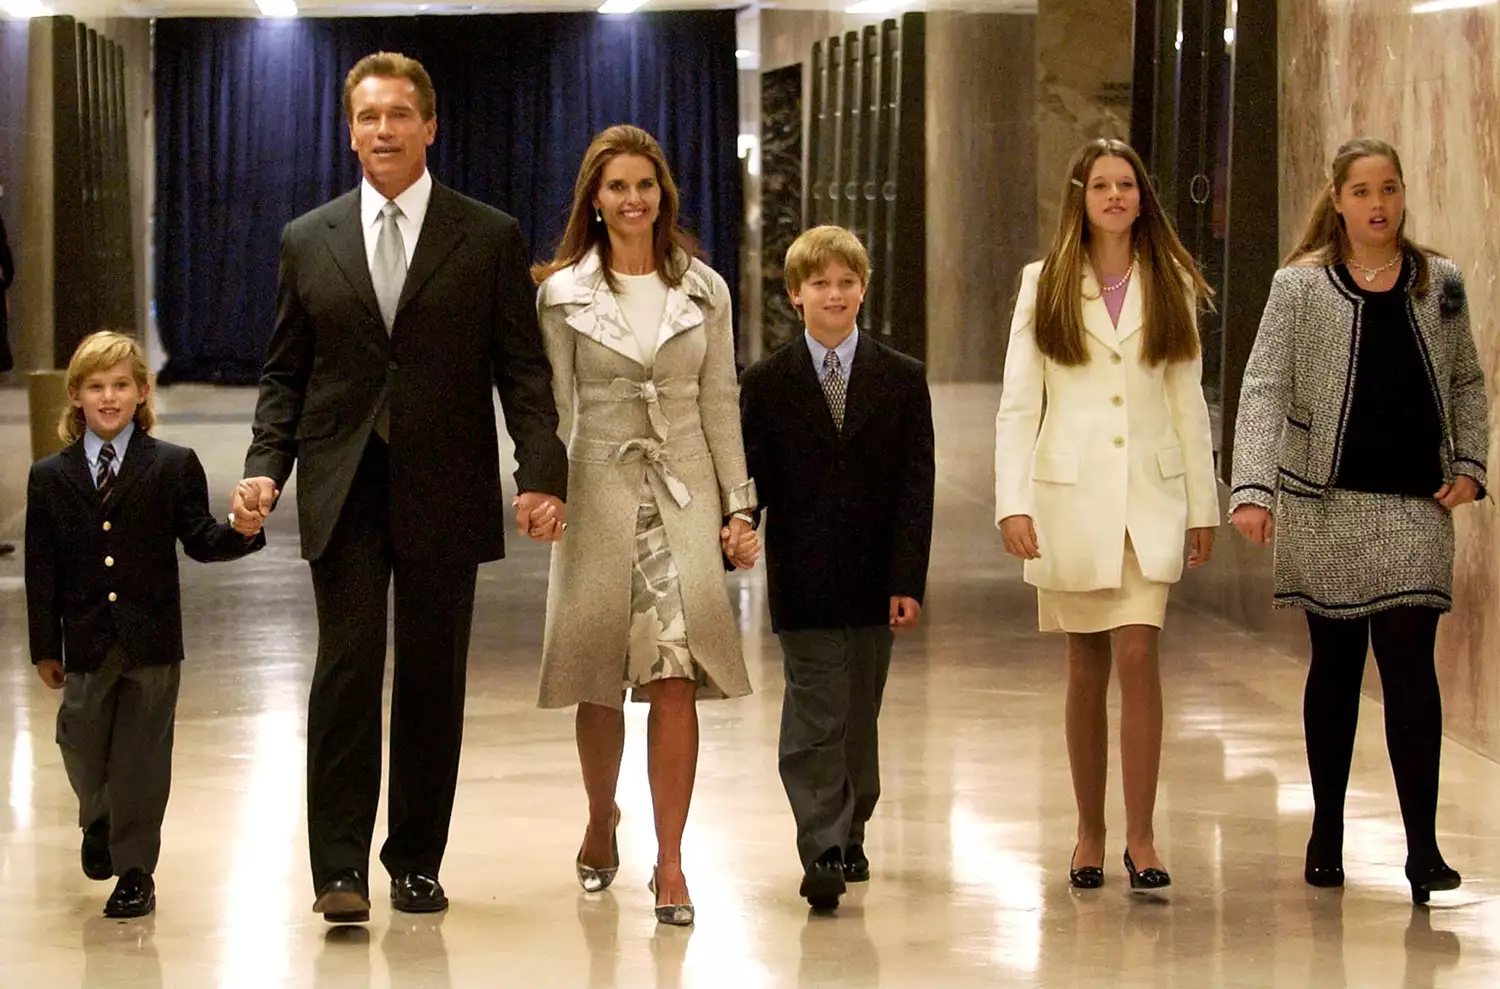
[784,225,872,294]
[59,331,155,442]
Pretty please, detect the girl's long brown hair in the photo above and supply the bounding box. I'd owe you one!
[531,124,701,291]
[1283,136,1437,297]
[1033,138,1213,367]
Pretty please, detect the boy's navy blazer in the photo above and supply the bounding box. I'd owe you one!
[26,432,265,673]
[740,331,936,631]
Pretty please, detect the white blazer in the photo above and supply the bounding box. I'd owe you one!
[994,259,1219,592]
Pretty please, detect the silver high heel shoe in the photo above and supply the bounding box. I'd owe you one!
[648,867,695,926]
[575,808,620,893]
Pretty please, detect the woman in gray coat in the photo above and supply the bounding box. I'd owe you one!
[1230,138,1487,905]
[532,125,758,926]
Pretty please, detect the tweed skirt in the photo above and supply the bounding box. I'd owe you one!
[1274,487,1454,618]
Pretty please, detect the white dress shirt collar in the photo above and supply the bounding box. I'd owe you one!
[360,169,434,263]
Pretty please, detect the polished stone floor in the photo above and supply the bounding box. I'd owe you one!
[0,384,1496,988]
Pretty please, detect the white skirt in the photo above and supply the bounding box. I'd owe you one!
[1036,536,1170,634]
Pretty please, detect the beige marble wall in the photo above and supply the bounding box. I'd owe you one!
[1280,0,1500,759]
[926,12,1037,383]
[1035,0,1132,251]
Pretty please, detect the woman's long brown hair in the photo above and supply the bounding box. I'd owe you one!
[1283,136,1437,297]
[1033,138,1213,367]
[531,124,701,291]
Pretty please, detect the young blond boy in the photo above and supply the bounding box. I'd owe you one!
[739,226,935,909]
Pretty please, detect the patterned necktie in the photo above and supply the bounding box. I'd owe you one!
[373,200,407,332]
[822,350,846,431]
[96,442,116,504]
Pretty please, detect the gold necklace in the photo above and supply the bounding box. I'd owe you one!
[1348,253,1402,283]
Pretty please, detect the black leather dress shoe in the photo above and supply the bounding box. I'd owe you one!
[391,872,448,913]
[104,869,155,918]
[843,844,871,883]
[314,869,371,924]
[81,818,112,881]
[800,848,846,910]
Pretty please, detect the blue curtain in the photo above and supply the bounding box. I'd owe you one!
[154,13,742,383]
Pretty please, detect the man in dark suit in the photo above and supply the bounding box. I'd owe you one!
[231,52,568,923]
[740,225,934,911]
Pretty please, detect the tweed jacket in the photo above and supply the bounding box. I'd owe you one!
[535,249,755,709]
[995,259,1220,593]
[1229,257,1488,510]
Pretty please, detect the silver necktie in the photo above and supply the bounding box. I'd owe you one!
[373,200,407,332]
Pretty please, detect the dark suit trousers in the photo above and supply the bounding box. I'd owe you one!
[777,627,893,868]
[56,644,180,875]
[306,438,478,889]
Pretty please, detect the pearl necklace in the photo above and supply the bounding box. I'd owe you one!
[1101,262,1134,293]
[1348,253,1402,283]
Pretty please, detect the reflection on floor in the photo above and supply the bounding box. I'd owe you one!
[0,384,1495,988]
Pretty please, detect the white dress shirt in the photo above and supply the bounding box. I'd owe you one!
[359,169,433,270]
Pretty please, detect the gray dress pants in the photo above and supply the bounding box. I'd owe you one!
[777,627,893,868]
[56,644,180,875]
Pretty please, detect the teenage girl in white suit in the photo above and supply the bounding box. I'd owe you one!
[994,138,1219,892]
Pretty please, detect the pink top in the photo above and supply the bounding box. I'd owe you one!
[1102,271,1131,327]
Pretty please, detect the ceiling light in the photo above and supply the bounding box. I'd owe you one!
[599,0,649,13]
[1412,0,1496,11]
[1,0,54,17]
[256,0,297,15]
[846,1,906,13]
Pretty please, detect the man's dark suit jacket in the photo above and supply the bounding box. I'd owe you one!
[740,332,935,632]
[244,181,568,564]
[26,433,265,673]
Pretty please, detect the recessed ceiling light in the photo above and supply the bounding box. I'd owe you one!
[599,0,649,13]
[256,0,298,16]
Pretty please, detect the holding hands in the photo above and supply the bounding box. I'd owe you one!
[721,515,759,570]
[515,491,567,542]
[230,476,279,537]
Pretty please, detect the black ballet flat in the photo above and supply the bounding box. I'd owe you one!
[1068,845,1104,889]
[1406,860,1461,906]
[1124,849,1171,893]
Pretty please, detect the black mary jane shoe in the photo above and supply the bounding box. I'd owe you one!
[1123,849,1171,893]
[1304,836,1345,889]
[1406,860,1461,906]
[1069,845,1104,890]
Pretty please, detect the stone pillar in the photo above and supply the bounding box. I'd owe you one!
[1035,0,1133,250]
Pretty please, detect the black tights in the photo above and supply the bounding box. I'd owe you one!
[1304,606,1444,866]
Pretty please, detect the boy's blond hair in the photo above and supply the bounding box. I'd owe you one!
[59,331,156,442]
[784,225,872,295]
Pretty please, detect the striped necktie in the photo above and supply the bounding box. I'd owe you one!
[96,443,117,504]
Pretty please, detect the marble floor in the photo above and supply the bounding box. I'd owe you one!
[0,384,1497,988]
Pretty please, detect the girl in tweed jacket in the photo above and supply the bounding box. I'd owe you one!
[1229,138,1488,905]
